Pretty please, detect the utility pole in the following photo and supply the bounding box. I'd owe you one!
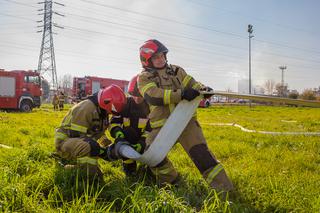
[247,24,254,95]
[37,0,64,92]
[279,66,287,97]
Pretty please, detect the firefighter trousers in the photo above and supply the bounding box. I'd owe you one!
[146,117,234,191]
[55,137,103,179]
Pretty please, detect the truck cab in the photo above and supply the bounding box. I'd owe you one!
[0,69,42,112]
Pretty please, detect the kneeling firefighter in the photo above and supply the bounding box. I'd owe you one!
[54,85,130,179]
[109,75,151,176]
[137,39,234,191]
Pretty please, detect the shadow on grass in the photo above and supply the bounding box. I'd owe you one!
[52,163,274,212]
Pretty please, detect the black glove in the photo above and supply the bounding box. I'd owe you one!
[132,138,146,154]
[100,140,130,161]
[114,137,127,144]
[201,86,213,99]
[201,86,213,92]
[181,88,200,101]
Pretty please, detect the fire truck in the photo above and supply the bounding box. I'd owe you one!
[199,98,211,108]
[72,76,129,100]
[0,69,42,112]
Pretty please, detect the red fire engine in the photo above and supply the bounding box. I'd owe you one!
[0,69,42,112]
[199,98,211,108]
[72,76,129,100]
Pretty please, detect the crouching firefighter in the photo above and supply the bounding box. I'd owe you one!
[137,39,234,191]
[54,85,129,180]
[109,75,151,176]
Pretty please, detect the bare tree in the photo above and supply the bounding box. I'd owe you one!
[58,74,72,90]
[275,83,289,97]
[263,79,276,95]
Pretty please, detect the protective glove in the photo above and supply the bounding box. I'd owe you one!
[114,137,127,144]
[201,86,214,99]
[201,86,213,92]
[100,140,131,161]
[181,88,200,101]
[132,138,146,154]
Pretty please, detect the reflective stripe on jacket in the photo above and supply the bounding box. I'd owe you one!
[137,64,202,128]
[55,99,108,141]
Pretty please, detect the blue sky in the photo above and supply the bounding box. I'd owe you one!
[0,0,319,92]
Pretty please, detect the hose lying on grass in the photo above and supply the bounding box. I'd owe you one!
[202,123,320,136]
[0,144,13,149]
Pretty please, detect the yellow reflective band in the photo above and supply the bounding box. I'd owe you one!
[141,131,149,138]
[110,123,122,129]
[150,119,166,128]
[192,82,202,90]
[61,113,72,127]
[77,157,98,165]
[153,167,173,175]
[138,118,148,129]
[149,105,157,114]
[123,118,130,127]
[206,164,224,184]
[169,104,175,113]
[140,82,157,96]
[70,123,87,133]
[163,89,171,105]
[182,75,192,87]
[123,159,135,164]
[109,123,122,133]
[55,132,67,140]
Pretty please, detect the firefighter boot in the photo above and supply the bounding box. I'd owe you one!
[76,157,104,183]
[150,158,178,186]
[204,164,234,192]
[188,144,234,192]
[122,159,137,176]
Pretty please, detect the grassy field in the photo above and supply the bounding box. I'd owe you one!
[0,104,319,212]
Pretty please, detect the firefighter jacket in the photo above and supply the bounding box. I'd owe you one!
[109,97,151,149]
[137,64,202,129]
[58,94,65,103]
[55,94,108,143]
[52,95,59,105]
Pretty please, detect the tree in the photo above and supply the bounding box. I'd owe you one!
[58,74,72,90]
[275,83,288,97]
[300,89,316,100]
[288,91,299,99]
[263,79,276,95]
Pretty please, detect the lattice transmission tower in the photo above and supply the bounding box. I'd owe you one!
[37,0,64,91]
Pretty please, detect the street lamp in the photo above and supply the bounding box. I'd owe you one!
[248,24,254,95]
[279,66,287,96]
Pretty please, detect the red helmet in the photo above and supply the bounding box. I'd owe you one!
[128,75,142,97]
[139,39,168,68]
[98,85,126,114]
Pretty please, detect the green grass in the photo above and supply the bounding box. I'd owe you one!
[0,105,319,212]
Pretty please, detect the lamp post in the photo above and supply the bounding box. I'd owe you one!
[248,24,254,95]
[279,66,287,96]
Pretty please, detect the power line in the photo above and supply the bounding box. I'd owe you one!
[4,0,320,56]
[187,0,319,36]
[78,0,320,55]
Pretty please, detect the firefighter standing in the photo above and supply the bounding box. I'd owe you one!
[54,85,130,179]
[137,39,234,191]
[52,94,59,111]
[58,91,65,111]
[108,75,150,176]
